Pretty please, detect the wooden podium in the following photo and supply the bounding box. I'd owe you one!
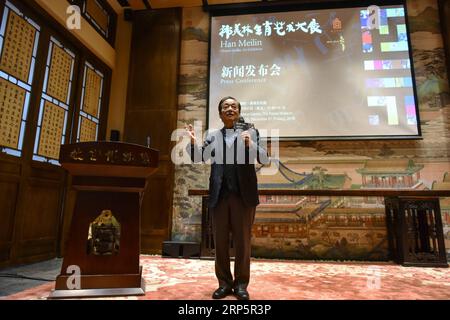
[49,142,159,299]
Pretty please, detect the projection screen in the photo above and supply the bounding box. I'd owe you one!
[208,2,421,139]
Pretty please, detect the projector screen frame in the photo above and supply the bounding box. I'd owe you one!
[206,0,422,141]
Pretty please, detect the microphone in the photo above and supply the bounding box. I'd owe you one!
[234,116,254,131]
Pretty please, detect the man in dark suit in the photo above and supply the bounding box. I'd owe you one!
[186,96,269,300]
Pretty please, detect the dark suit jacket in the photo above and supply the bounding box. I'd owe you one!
[188,127,269,208]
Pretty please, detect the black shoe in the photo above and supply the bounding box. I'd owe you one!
[234,288,250,300]
[212,287,233,299]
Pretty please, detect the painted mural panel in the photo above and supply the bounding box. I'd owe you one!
[174,0,450,260]
[173,7,209,242]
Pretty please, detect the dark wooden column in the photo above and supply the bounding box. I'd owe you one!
[123,8,181,253]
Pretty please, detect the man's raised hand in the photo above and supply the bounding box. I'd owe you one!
[185,124,196,145]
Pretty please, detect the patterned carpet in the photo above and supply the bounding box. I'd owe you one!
[2,255,450,300]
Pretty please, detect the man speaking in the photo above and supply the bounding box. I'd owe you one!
[186,96,269,300]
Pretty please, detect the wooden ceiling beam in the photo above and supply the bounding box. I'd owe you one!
[116,0,130,7]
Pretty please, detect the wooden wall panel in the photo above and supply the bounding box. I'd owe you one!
[0,179,19,263]
[0,157,66,267]
[16,239,56,261]
[20,182,61,240]
[0,159,21,176]
[124,8,181,254]
[140,175,172,253]
[12,173,64,262]
[0,156,21,265]
[0,180,19,241]
[59,186,76,256]
[126,11,180,110]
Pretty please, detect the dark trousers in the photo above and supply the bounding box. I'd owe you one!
[210,192,255,289]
